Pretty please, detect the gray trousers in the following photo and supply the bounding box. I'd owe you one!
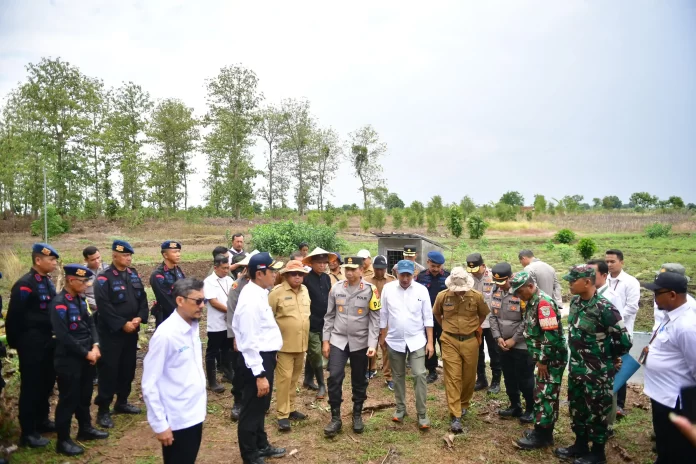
[387,345,427,416]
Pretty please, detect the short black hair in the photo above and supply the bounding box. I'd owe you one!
[31,252,47,265]
[82,246,99,259]
[289,251,302,261]
[605,249,624,261]
[587,259,609,275]
[232,233,244,240]
[214,254,228,267]
[518,249,534,259]
[173,278,204,299]
[212,246,228,258]
[298,242,309,249]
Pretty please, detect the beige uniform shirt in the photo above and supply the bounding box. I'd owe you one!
[323,279,381,351]
[268,281,311,353]
[433,289,489,336]
[329,270,345,286]
[364,274,396,298]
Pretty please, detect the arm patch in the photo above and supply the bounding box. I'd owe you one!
[369,287,381,311]
[538,300,558,331]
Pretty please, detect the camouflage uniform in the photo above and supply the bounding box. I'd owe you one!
[565,265,632,445]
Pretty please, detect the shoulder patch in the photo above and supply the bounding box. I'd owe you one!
[538,300,558,331]
[232,281,239,289]
[97,275,108,286]
[369,286,381,311]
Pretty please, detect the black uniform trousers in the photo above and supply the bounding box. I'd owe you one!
[617,384,627,409]
[95,330,138,410]
[425,319,443,373]
[17,339,55,437]
[477,328,502,379]
[327,344,369,408]
[652,398,695,463]
[206,331,229,365]
[55,358,96,440]
[238,351,276,462]
[162,422,203,464]
[229,339,243,404]
[499,348,535,409]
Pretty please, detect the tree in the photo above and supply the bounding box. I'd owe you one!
[602,195,622,210]
[533,194,547,213]
[500,191,524,207]
[667,196,685,209]
[592,198,602,208]
[629,192,658,209]
[459,195,476,217]
[313,127,341,211]
[147,98,199,211]
[427,195,445,220]
[255,104,284,210]
[347,125,387,211]
[447,205,463,238]
[384,192,405,210]
[203,65,261,218]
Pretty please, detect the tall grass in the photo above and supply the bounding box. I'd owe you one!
[0,250,24,286]
[487,220,555,232]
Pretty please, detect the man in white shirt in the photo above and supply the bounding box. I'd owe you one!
[605,249,641,418]
[651,263,696,333]
[232,253,286,464]
[142,278,207,464]
[379,260,434,430]
[641,272,696,464]
[203,254,233,394]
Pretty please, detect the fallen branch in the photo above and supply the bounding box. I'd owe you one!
[362,401,396,412]
[381,447,394,464]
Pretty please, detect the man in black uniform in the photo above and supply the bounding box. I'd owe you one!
[51,264,109,456]
[150,241,186,327]
[94,240,148,428]
[5,243,59,448]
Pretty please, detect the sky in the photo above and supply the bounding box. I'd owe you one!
[1,0,695,208]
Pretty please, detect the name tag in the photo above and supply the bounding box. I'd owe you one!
[178,346,190,353]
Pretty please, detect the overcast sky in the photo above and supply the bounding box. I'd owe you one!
[1,0,695,208]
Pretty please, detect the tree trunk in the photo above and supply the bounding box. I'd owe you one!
[267,140,274,211]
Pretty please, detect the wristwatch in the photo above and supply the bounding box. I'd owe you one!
[255,371,266,379]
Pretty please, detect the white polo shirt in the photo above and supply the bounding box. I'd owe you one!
[204,273,233,333]
[379,280,433,353]
[142,310,206,433]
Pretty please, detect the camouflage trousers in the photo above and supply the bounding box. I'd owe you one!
[533,361,565,428]
[568,374,613,444]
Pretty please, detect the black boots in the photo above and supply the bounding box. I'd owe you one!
[324,407,342,437]
[230,402,242,421]
[303,361,319,391]
[516,425,554,450]
[114,402,141,414]
[487,373,501,394]
[56,438,84,456]
[207,359,225,393]
[498,404,522,418]
[555,436,589,460]
[220,350,235,383]
[519,408,534,424]
[77,426,110,441]
[474,375,488,391]
[97,410,114,428]
[19,433,49,448]
[352,403,364,434]
[574,443,607,464]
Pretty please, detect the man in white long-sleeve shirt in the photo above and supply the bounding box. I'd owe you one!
[651,263,696,333]
[605,249,641,418]
[142,278,207,464]
[232,252,286,464]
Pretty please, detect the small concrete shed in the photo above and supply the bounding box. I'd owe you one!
[373,233,450,270]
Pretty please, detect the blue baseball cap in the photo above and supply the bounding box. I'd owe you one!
[64,264,94,279]
[396,260,415,275]
[248,252,283,276]
[333,252,343,264]
[112,240,135,254]
[427,251,445,265]
[32,243,59,258]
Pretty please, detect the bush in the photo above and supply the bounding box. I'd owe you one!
[495,202,517,222]
[525,210,533,221]
[557,244,575,263]
[391,208,403,229]
[307,211,321,226]
[370,209,386,229]
[406,208,418,228]
[426,213,438,233]
[105,199,120,220]
[545,240,555,252]
[337,215,348,232]
[250,221,346,256]
[554,228,576,244]
[576,237,598,260]
[360,217,370,233]
[645,222,672,239]
[466,213,489,239]
[447,206,463,238]
[323,209,337,226]
[30,206,70,239]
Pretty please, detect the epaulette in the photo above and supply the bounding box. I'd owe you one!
[270,284,283,292]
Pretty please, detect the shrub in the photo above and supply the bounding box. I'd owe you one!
[447,206,463,238]
[307,211,321,226]
[250,221,346,256]
[576,237,598,260]
[557,244,575,263]
[467,213,489,239]
[406,208,418,228]
[554,228,576,244]
[370,209,386,229]
[105,199,120,220]
[495,202,517,222]
[360,217,370,233]
[391,208,403,229]
[545,240,555,252]
[426,213,438,233]
[645,222,672,239]
[323,209,337,226]
[30,205,70,239]
[337,215,349,232]
[525,210,533,221]
[480,237,490,249]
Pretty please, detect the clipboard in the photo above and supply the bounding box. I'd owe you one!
[613,353,641,393]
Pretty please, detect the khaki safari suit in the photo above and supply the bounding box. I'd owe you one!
[269,281,311,420]
[365,273,396,378]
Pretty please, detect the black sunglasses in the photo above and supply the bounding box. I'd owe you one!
[286,272,305,277]
[184,296,208,306]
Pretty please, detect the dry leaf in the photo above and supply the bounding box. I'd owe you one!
[443,433,455,448]
[288,449,298,458]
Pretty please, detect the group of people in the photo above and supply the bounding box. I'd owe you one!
[1,235,695,464]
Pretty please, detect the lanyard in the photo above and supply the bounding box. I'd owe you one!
[217,278,230,296]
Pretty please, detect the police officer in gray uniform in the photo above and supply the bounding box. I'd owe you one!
[322,256,381,437]
[488,263,534,424]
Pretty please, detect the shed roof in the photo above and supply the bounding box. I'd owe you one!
[371,232,451,251]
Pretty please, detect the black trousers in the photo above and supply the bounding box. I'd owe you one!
[206,331,228,365]
[652,398,695,463]
[18,344,55,436]
[55,359,95,440]
[477,328,502,379]
[425,320,443,373]
[162,422,203,464]
[95,330,138,409]
[617,384,627,409]
[327,344,368,408]
[500,348,535,410]
[238,351,276,462]
[229,339,243,403]
[92,313,100,380]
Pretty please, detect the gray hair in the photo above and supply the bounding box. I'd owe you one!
[173,278,204,299]
[518,249,535,260]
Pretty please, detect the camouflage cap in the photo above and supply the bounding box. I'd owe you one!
[562,264,596,282]
[655,263,690,282]
[509,271,531,294]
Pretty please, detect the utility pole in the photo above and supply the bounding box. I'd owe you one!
[43,167,48,242]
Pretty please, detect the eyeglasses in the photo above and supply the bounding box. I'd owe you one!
[184,296,208,306]
[286,272,305,277]
[654,289,673,296]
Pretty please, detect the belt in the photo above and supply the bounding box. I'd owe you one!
[444,331,475,341]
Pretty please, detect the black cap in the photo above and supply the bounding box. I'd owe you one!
[403,245,417,256]
[491,262,512,284]
[642,271,688,294]
[373,255,388,269]
[342,256,364,269]
[466,253,484,272]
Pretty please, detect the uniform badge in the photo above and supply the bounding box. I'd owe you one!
[115,245,124,252]
[346,257,353,264]
[76,269,86,277]
[339,306,344,312]
[41,247,51,256]
[232,281,238,289]
[97,276,108,286]
[358,309,363,314]
[69,322,78,331]
[169,242,178,248]
[112,269,118,275]
[66,294,73,301]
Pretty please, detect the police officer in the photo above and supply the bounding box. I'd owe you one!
[0,271,6,464]
[150,241,186,327]
[323,256,381,437]
[432,267,489,433]
[488,263,534,423]
[467,253,501,394]
[5,243,59,448]
[51,264,109,456]
[510,271,568,450]
[269,260,311,431]
[364,255,396,386]
[391,245,425,277]
[555,265,632,464]
[416,250,449,384]
[94,240,149,428]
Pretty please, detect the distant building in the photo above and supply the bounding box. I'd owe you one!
[373,233,450,270]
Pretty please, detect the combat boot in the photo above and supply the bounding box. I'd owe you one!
[519,407,534,424]
[315,369,326,400]
[574,443,606,464]
[487,372,501,394]
[554,436,589,460]
[516,425,554,450]
[324,407,342,437]
[220,350,235,383]
[303,362,318,391]
[206,359,225,393]
[352,402,364,434]
[230,402,242,421]
[56,438,84,456]
[474,375,488,391]
[498,404,522,418]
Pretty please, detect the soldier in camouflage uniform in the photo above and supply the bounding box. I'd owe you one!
[509,271,568,450]
[554,265,632,464]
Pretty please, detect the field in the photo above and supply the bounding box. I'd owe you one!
[0,212,694,463]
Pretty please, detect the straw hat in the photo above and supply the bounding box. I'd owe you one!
[445,267,474,292]
[280,260,310,274]
[302,247,338,266]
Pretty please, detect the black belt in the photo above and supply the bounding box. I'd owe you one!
[444,331,475,341]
